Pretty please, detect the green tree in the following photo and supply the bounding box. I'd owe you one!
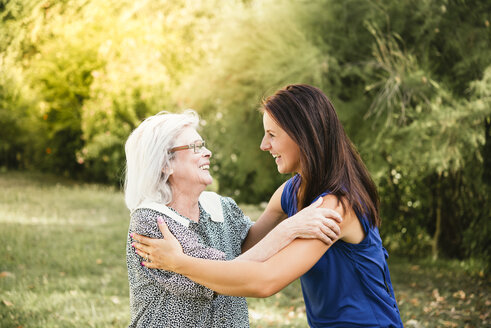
[1,0,489,265]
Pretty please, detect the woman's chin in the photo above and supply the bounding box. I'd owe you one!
[276,165,287,174]
[203,173,213,186]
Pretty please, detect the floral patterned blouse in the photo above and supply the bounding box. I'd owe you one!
[126,196,253,328]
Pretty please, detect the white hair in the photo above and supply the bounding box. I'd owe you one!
[124,110,199,211]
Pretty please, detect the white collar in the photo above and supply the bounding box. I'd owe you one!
[134,191,224,228]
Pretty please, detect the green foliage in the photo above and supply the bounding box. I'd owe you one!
[1,0,490,261]
[0,0,222,181]
[178,0,341,202]
[76,0,221,182]
[0,54,30,168]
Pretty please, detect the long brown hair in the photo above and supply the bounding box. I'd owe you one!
[261,84,381,227]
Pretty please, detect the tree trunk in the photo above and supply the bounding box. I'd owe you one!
[432,173,442,261]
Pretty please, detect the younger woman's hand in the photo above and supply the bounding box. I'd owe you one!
[286,198,343,245]
[131,217,184,272]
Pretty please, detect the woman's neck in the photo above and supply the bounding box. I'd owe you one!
[168,188,202,222]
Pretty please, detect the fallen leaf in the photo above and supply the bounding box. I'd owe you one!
[452,290,465,300]
[0,271,13,278]
[96,259,103,264]
[432,289,445,302]
[405,319,421,328]
[2,300,13,307]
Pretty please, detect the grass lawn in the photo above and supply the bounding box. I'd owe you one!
[0,171,489,327]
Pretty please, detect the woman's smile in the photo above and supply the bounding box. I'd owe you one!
[260,112,301,174]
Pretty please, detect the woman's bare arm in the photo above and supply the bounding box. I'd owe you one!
[174,237,328,297]
[239,182,342,261]
[133,194,360,297]
[238,197,342,261]
[133,184,342,266]
[240,182,288,253]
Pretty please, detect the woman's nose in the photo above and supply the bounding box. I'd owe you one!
[260,136,270,151]
[203,147,212,158]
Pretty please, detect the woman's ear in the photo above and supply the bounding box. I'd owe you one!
[162,165,174,176]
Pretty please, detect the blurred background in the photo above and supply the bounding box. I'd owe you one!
[1,0,490,327]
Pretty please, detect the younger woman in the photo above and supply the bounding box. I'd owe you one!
[133,84,403,327]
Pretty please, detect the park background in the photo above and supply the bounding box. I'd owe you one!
[0,0,490,327]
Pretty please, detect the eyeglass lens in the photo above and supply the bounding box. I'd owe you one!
[193,141,205,153]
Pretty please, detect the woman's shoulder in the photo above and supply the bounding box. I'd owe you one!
[280,175,300,215]
[129,208,163,237]
[130,207,190,234]
[215,194,240,212]
[200,192,248,224]
[131,207,174,223]
[131,207,158,223]
[215,195,252,224]
[318,194,371,245]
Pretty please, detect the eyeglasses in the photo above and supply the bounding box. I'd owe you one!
[169,140,207,154]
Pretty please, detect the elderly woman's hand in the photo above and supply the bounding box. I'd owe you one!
[284,198,343,246]
[131,217,184,271]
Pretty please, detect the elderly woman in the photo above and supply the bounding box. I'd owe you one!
[124,110,342,327]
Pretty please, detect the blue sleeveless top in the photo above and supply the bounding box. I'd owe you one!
[281,175,403,328]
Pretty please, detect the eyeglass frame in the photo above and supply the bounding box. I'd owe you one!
[168,140,207,154]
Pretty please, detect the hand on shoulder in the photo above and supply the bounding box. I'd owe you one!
[319,195,365,244]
